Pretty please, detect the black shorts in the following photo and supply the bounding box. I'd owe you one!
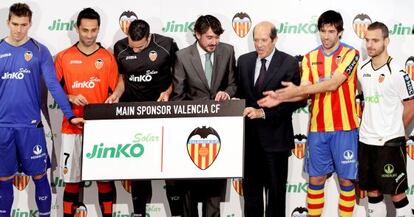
[358,138,408,195]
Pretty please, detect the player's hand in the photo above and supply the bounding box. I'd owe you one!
[70,117,84,129]
[274,81,299,100]
[257,91,282,108]
[157,91,170,102]
[105,93,120,104]
[69,94,88,106]
[243,107,265,119]
[215,91,230,101]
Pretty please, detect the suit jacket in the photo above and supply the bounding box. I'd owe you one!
[237,49,304,152]
[172,42,237,100]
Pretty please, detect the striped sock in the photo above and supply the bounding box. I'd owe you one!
[307,183,325,217]
[63,183,80,217]
[338,184,356,217]
[97,181,114,217]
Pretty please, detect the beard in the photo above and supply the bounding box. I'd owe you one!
[368,44,386,58]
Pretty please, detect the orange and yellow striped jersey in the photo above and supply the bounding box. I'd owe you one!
[55,44,119,134]
[301,43,359,132]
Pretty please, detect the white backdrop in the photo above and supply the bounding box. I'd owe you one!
[2,0,414,216]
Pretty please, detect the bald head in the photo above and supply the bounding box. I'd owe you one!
[253,21,277,58]
[253,21,277,41]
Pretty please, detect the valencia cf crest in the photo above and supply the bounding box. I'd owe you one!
[63,166,69,175]
[232,12,252,38]
[291,207,309,217]
[292,134,307,159]
[405,56,414,80]
[352,14,372,39]
[335,55,342,64]
[24,50,33,61]
[121,180,132,193]
[119,11,138,35]
[95,59,104,70]
[378,74,385,83]
[13,173,30,191]
[187,126,221,170]
[149,51,158,62]
[406,136,414,160]
[74,202,88,217]
[232,178,244,196]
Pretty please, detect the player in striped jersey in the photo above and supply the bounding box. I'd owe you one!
[258,10,359,217]
[55,8,120,217]
[357,22,414,217]
[0,3,83,217]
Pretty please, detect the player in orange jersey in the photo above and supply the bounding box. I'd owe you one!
[258,10,359,217]
[55,8,121,217]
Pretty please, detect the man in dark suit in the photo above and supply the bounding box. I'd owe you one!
[170,15,236,217]
[238,21,303,217]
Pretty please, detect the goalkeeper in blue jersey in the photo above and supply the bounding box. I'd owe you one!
[0,3,83,217]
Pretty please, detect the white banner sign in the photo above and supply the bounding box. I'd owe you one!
[82,100,245,181]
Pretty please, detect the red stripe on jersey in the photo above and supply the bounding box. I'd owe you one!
[315,50,326,130]
[330,51,343,130]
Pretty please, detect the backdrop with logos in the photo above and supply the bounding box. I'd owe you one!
[2,0,414,216]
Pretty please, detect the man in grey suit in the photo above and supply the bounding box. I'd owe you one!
[170,15,236,217]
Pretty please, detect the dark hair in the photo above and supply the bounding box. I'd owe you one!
[76,8,101,27]
[9,3,32,21]
[128,19,150,41]
[367,21,389,38]
[193,15,224,38]
[317,10,344,33]
[252,24,278,41]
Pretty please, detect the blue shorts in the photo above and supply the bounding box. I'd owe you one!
[0,127,50,176]
[304,129,358,179]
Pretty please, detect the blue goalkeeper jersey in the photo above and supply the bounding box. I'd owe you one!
[0,38,74,127]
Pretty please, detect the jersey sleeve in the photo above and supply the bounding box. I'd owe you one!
[54,51,64,81]
[300,54,312,84]
[394,70,414,101]
[336,49,359,77]
[113,41,125,74]
[108,53,119,91]
[40,44,74,119]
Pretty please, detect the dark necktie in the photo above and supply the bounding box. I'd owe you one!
[255,58,267,93]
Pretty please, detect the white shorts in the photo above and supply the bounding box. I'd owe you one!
[60,134,83,183]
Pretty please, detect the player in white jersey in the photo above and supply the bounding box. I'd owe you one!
[357,21,414,217]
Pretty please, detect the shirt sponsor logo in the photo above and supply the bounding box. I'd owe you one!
[72,77,101,89]
[364,92,382,104]
[129,70,158,82]
[1,68,31,80]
